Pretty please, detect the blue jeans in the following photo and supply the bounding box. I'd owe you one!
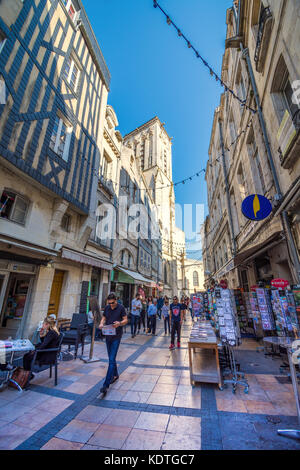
[131,315,140,335]
[103,337,121,388]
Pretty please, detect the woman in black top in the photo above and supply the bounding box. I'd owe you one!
[23,317,60,376]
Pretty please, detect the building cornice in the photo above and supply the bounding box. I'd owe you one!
[103,127,121,157]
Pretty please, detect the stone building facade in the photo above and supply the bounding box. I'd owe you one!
[0,1,186,339]
[184,259,205,295]
[123,117,182,298]
[0,0,111,339]
[203,0,300,290]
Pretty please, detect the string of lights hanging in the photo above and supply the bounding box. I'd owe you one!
[152,0,257,114]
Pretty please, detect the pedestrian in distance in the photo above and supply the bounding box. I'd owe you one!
[157,295,164,320]
[162,298,170,335]
[99,293,128,395]
[131,293,142,338]
[147,298,158,335]
[146,296,152,333]
[181,295,187,322]
[138,296,147,333]
[169,296,184,350]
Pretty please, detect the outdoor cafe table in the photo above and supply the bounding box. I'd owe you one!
[0,339,35,392]
[263,336,300,440]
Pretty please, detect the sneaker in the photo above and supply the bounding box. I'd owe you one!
[177,342,181,348]
[100,386,108,394]
[110,376,119,385]
[169,344,175,350]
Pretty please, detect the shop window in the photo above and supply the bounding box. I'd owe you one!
[0,190,29,225]
[49,114,72,161]
[1,275,32,335]
[63,55,81,92]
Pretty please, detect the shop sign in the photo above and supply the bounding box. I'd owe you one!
[219,279,228,289]
[271,278,289,288]
[241,195,272,221]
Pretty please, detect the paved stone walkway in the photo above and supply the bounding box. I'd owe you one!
[0,318,299,450]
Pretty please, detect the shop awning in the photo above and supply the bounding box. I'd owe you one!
[61,248,113,271]
[0,235,59,257]
[115,267,153,287]
[234,232,284,266]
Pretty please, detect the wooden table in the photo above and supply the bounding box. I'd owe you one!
[188,321,222,389]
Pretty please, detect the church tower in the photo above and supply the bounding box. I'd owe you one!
[123,117,178,295]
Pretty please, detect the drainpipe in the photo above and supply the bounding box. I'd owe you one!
[218,118,237,257]
[242,46,300,283]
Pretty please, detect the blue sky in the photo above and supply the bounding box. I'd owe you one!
[84,0,232,257]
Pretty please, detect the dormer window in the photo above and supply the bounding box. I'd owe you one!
[62,0,79,23]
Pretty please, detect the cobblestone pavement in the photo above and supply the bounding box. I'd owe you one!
[0,318,299,450]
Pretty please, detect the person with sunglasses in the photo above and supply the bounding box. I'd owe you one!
[99,293,128,395]
[169,296,184,350]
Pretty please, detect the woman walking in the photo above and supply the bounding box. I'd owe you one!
[162,298,170,335]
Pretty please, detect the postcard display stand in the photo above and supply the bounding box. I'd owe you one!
[271,289,300,338]
[234,289,254,335]
[214,287,249,394]
[191,293,204,319]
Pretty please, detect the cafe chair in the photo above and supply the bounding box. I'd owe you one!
[60,314,89,359]
[29,332,65,386]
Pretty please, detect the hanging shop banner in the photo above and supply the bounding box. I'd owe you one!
[241,194,272,221]
[271,278,289,289]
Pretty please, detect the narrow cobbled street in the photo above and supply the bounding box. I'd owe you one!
[0,317,299,450]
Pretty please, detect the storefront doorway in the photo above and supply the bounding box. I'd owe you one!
[111,282,133,309]
[47,270,65,318]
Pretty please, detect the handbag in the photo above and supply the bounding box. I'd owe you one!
[8,367,31,390]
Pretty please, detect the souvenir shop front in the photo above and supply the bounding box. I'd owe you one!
[0,241,58,340]
[110,267,153,309]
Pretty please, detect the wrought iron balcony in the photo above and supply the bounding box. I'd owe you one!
[98,175,115,197]
[254,6,273,73]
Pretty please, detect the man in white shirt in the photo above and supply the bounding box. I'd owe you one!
[131,294,142,338]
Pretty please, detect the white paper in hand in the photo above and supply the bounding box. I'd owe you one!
[102,324,115,336]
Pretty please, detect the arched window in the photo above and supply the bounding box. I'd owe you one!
[193,271,199,287]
